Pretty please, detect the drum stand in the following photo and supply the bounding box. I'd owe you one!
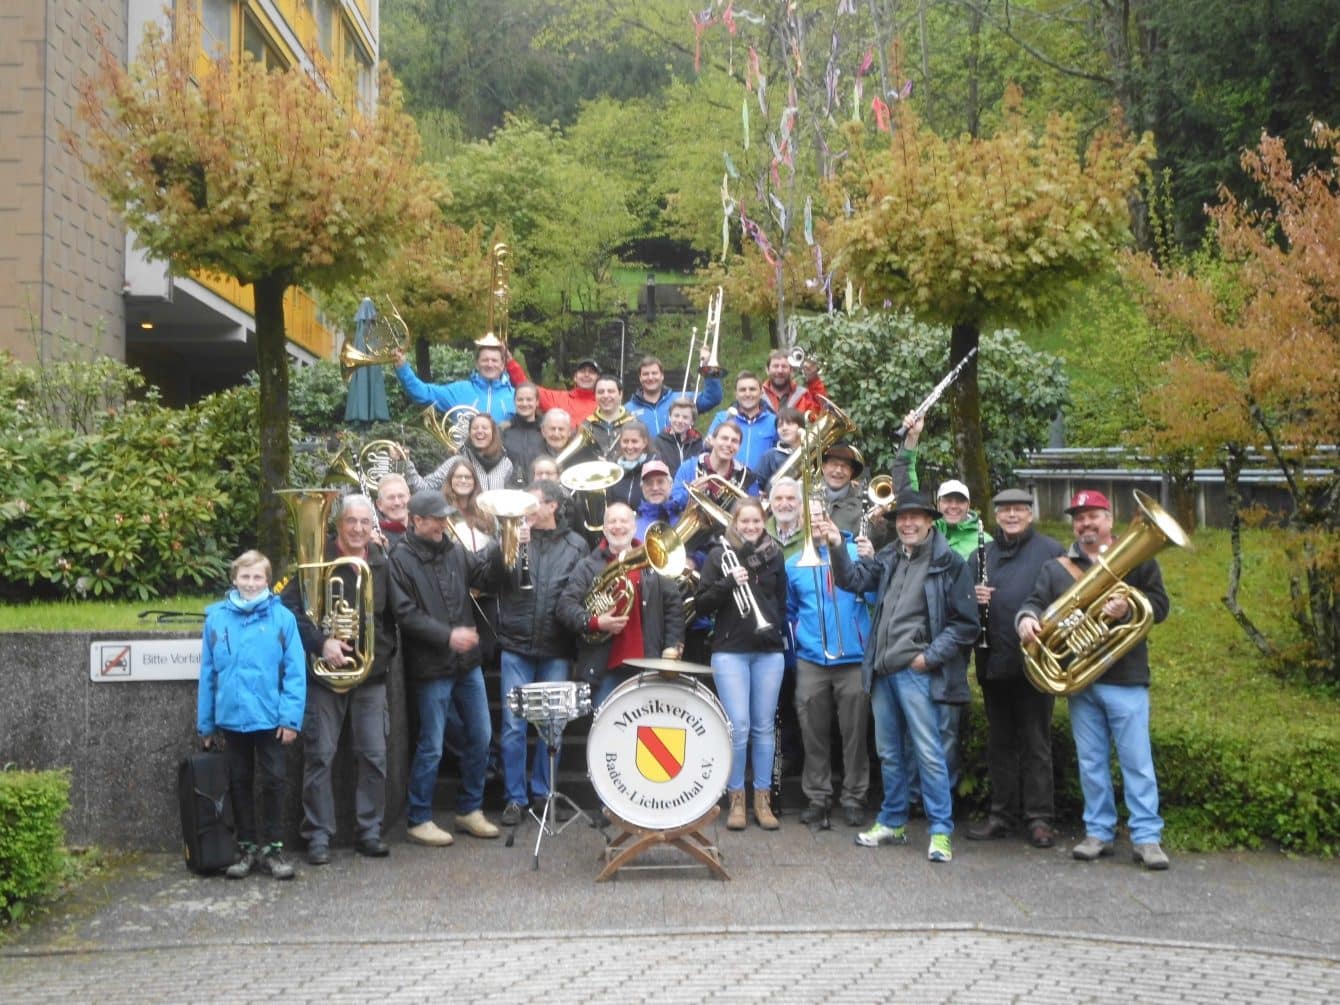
[596,806,730,882]
[527,716,590,870]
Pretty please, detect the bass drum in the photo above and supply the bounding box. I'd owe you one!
[586,672,733,831]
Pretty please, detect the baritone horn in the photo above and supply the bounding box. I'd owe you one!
[276,488,375,692]
[340,298,408,383]
[1023,490,1191,697]
[582,522,686,643]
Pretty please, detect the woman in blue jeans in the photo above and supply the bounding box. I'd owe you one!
[695,499,788,830]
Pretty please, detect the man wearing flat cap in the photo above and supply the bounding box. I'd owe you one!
[1017,489,1172,870]
[826,490,978,863]
[389,490,505,847]
[966,488,1065,849]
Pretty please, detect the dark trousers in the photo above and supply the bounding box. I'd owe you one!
[980,675,1056,827]
[222,728,286,847]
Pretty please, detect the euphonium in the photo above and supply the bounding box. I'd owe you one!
[1023,490,1191,696]
[277,488,376,693]
[765,397,857,490]
[340,298,408,384]
[582,521,686,643]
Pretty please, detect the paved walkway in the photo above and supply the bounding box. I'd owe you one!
[4,813,1339,1002]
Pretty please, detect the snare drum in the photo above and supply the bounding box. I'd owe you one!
[585,672,733,831]
[506,681,592,725]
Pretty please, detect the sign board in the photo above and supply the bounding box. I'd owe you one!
[89,639,202,682]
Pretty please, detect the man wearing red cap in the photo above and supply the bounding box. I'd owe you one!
[1017,489,1172,870]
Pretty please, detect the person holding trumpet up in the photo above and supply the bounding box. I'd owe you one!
[694,499,788,831]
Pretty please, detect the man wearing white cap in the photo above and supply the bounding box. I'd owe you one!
[890,413,983,561]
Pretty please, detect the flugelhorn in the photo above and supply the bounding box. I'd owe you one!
[340,298,407,383]
[276,488,375,692]
[1023,490,1191,696]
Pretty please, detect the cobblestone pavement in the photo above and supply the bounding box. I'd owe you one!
[4,813,1339,1002]
[3,927,1338,1003]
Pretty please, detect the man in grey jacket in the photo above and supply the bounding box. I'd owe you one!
[827,491,978,863]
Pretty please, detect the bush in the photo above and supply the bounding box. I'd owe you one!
[0,769,70,921]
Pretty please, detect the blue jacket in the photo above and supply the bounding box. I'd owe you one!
[625,377,724,436]
[706,404,778,472]
[785,536,876,667]
[670,455,759,511]
[198,591,306,736]
[830,528,978,700]
[394,362,516,424]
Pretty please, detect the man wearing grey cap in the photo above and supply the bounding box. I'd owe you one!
[966,488,1065,848]
[389,490,505,847]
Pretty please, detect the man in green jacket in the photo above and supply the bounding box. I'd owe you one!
[890,413,982,561]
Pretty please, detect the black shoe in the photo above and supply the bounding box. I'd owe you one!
[501,801,524,827]
[799,802,830,827]
[355,837,389,858]
[967,817,1013,841]
[306,843,330,866]
[1028,822,1056,848]
[842,805,865,828]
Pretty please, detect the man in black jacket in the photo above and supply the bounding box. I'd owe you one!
[389,490,504,847]
[556,502,685,708]
[281,494,398,865]
[827,491,978,864]
[1017,489,1172,870]
[496,480,591,825]
[965,488,1065,848]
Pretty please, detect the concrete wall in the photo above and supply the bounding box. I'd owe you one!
[0,631,409,851]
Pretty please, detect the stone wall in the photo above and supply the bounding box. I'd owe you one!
[0,631,409,851]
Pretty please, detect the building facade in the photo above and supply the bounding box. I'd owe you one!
[1,1,378,403]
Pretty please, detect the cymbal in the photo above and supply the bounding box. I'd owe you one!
[622,657,714,676]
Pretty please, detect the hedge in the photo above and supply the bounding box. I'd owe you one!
[0,769,70,920]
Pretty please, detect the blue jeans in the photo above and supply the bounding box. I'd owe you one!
[870,669,954,835]
[499,651,570,805]
[1068,682,1162,844]
[711,650,785,793]
[408,671,491,824]
[592,667,637,708]
[905,702,963,804]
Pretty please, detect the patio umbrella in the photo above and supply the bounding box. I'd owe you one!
[344,297,390,424]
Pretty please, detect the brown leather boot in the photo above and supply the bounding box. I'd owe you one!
[754,789,779,830]
[726,790,747,830]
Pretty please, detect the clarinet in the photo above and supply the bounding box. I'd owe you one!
[976,523,990,650]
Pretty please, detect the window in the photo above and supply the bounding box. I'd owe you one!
[344,25,375,111]
[310,0,335,57]
[199,0,233,60]
[243,12,286,69]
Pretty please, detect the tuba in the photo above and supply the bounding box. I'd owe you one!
[340,298,408,384]
[582,522,686,643]
[1023,490,1191,696]
[277,488,376,693]
[475,242,510,351]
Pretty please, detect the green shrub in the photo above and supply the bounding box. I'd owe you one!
[0,769,70,921]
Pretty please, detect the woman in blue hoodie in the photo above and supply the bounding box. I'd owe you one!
[198,550,307,880]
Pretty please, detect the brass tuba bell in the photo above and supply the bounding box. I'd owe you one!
[1023,490,1191,696]
[276,488,376,693]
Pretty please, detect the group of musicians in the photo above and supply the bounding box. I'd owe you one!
[198,334,1174,880]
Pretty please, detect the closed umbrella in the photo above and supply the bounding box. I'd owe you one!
[344,297,390,424]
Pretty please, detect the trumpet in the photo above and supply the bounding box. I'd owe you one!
[721,540,773,635]
[859,474,895,539]
[340,298,407,384]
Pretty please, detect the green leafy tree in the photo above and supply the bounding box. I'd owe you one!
[799,311,1066,484]
[829,89,1152,507]
[72,21,441,564]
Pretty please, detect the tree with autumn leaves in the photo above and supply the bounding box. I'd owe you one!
[1125,125,1340,680]
[829,89,1153,511]
[73,19,445,565]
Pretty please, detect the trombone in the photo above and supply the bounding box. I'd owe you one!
[695,286,724,396]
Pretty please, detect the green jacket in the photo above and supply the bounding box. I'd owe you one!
[890,446,983,561]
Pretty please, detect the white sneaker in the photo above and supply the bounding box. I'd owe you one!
[454,810,500,839]
[407,820,454,847]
